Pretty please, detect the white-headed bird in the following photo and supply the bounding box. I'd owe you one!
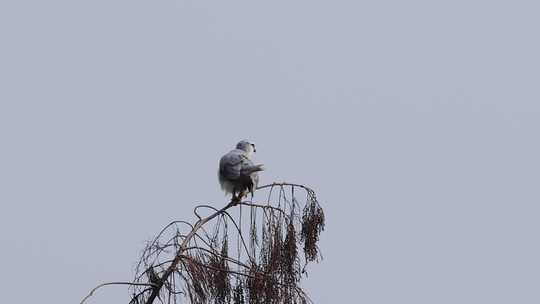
[218,140,264,203]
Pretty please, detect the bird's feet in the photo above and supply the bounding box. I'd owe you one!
[229,191,246,206]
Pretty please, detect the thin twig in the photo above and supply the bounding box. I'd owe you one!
[80,282,157,304]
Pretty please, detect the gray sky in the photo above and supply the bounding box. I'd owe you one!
[1,1,539,303]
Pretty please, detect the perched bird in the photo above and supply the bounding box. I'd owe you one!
[218,140,264,202]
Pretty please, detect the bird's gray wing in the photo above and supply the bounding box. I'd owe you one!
[219,150,256,180]
[219,152,241,180]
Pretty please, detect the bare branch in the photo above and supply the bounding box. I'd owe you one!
[80,282,157,304]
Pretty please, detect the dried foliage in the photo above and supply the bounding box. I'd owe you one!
[300,190,325,262]
[81,183,325,304]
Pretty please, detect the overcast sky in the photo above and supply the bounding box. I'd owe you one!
[1,1,539,303]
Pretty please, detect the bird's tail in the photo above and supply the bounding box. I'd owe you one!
[244,164,264,174]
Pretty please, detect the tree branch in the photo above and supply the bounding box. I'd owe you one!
[80,282,157,304]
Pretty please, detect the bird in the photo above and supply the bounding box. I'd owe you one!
[218,140,264,203]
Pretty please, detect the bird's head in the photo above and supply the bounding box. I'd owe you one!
[236,140,256,157]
